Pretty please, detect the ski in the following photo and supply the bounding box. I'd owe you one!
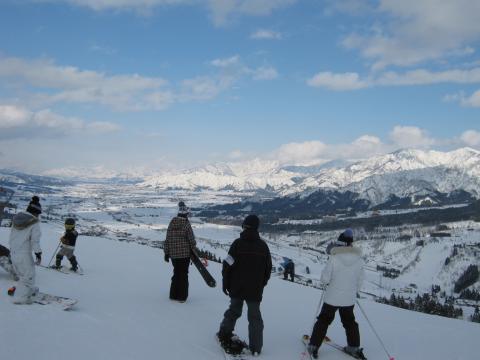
[33,292,78,311]
[7,287,77,311]
[38,264,84,275]
[323,336,367,360]
[301,334,367,360]
[191,248,216,287]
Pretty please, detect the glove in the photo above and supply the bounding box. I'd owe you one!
[35,252,42,265]
[164,254,169,263]
[222,279,229,296]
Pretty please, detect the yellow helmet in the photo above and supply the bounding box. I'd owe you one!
[65,218,75,230]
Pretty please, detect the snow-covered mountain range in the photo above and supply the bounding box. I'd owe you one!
[141,148,480,205]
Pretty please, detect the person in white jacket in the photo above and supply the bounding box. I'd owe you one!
[9,196,42,304]
[307,229,365,359]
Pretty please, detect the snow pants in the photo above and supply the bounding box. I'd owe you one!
[219,298,264,353]
[10,251,37,303]
[310,303,360,347]
[169,257,190,301]
[56,246,78,270]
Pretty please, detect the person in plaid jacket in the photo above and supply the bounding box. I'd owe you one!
[164,201,196,302]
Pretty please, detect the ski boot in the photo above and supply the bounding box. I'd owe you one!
[344,346,367,359]
[307,344,319,359]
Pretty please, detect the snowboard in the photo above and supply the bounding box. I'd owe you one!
[33,292,78,311]
[302,334,367,360]
[191,249,216,287]
[216,333,250,360]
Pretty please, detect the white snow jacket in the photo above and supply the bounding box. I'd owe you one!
[320,246,364,307]
[9,212,42,255]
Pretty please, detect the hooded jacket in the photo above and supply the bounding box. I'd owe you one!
[222,229,272,302]
[164,216,196,259]
[321,246,364,307]
[9,212,42,255]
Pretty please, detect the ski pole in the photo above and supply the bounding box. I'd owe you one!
[47,242,61,267]
[356,300,395,360]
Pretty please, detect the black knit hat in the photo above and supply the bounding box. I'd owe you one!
[338,228,354,244]
[26,196,42,216]
[242,214,260,231]
[178,201,189,215]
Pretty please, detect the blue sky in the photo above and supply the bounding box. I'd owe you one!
[0,0,479,175]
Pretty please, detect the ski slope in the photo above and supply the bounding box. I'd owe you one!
[0,223,478,360]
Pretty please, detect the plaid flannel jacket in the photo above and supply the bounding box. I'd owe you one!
[164,216,196,259]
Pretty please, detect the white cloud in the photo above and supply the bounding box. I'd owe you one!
[210,55,241,68]
[377,68,480,86]
[0,105,31,128]
[208,0,296,26]
[39,0,296,25]
[251,66,278,80]
[250,29,282,40]
[274,141,327,164]
[180,75,236,101]
[341,0,480,69]
[308,67,480,91]
[268,127,477,166]
[268,135,387,165]
[0,56,168,111]
[48,0,191,12]
[0,105,119,139]
[0,55,276,112]
[460,89,480,107]
[390,126,435,148]
[444,89,480,107]
[86,121,121,133]
[307,72,368,90]
[461,130,480,146]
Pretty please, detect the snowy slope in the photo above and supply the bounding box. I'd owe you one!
[1,223,479,360]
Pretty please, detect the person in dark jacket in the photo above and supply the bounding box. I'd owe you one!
[0,244,19,280]
[217,214,272,356]
[283,258,295,282]
[164,201,196,302]
[51,218,79,272]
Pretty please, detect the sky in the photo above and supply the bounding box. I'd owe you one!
[0,0,479,176]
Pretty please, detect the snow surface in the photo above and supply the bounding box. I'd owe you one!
[1,221,478,360]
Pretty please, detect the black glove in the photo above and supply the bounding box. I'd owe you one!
[222,279,229,296]
[35,252,42,265]
[164,254,169,263]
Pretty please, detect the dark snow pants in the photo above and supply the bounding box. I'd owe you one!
[169,257,190,301]
[219,298,264,353]
[310,303,360,347]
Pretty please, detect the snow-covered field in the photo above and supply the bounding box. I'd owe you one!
[1,221,479,360]
[1,183,479,360]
